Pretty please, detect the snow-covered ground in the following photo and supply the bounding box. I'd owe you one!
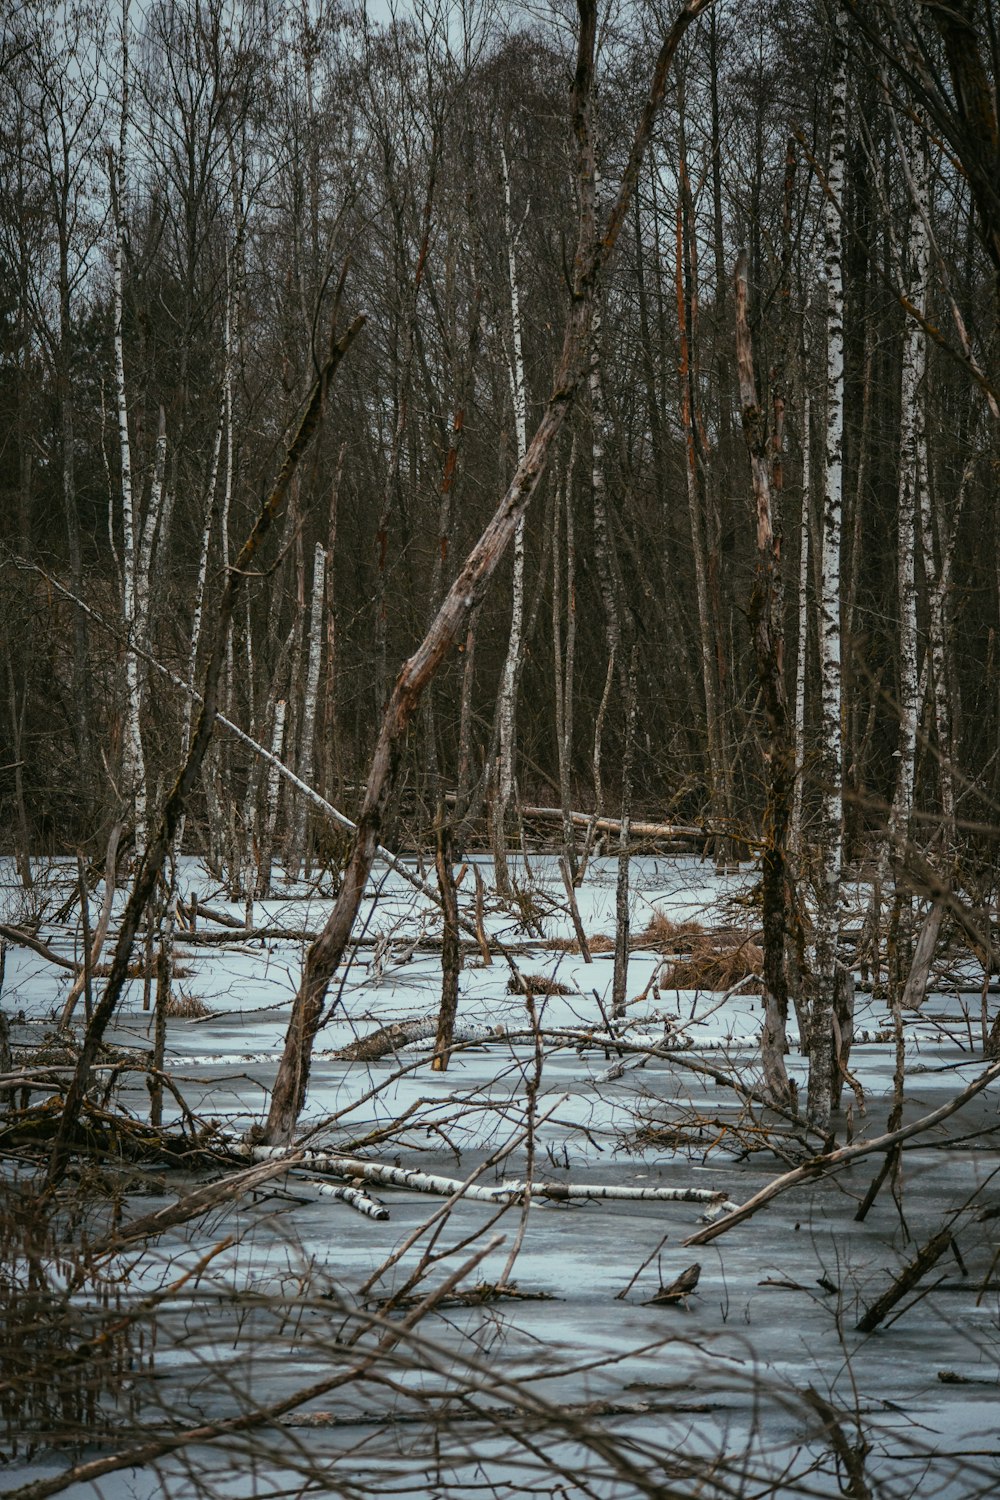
[2,854,999,1499]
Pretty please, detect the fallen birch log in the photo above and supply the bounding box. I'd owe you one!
[336,1017,500,1061]
[305,1179,390,1220]
[281,1394,667,1429]
[244,1147,737,1211]
[167,1020,911,1073]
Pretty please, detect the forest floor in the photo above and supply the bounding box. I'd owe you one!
[1,851,999,1499]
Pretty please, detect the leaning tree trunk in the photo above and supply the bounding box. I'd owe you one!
[809,2,849,1129]
[263,0,714,1147]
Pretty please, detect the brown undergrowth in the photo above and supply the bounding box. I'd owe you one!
[506,973,575,996]
[642,913,763,992]
[549,916,762,989]
[164,990,211,1019]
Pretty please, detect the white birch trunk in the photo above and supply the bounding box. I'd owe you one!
[135,406,166,662]
[791,384,811,856]
[809,4,848,1127]
[888,118,929,869]
[258,698,287,898]
[113,0,146,855]
[243,1148,735,1211]
[496,144,528,891]
[291,543,326,877]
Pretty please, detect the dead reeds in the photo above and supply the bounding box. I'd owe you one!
[641,912,763,992]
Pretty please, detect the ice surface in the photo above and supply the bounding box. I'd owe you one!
[2,855,999,1499]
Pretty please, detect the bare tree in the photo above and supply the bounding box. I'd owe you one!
[264,0,715,1146]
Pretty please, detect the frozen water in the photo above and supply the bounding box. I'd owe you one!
[2,855,999,1498]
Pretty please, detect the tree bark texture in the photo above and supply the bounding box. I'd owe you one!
[809,3,848,1128]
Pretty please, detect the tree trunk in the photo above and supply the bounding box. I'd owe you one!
[495,142,530,898]
[791,376,811,859]
[611,648,638,1019]
[734,250,792,1106]
[431,821,461,1070]
[290,543,326,878]
[809,2,848,1128]
[113,3,147,856]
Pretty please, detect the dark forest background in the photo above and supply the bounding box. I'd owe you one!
[1,0,997,888]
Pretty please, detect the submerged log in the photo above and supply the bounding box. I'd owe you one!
[856,1227,955,1333]
[647,1262,701,1306]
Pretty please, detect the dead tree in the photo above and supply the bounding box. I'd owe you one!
[263,0,715,1146]
[734,251,792,1107]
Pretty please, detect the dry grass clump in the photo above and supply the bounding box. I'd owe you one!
[164,989,211,1019]
[660,933,763,993]
[94,960,192,979]
[639,913,707,951]
[636,909,762,991]
[507,972,575,997]
[548,933,614,955]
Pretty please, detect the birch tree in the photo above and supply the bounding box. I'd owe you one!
[290,542,326,878]
[808,1,849,1128]
[493,140,529,897]
[887,115,929,889]
[112,0,149,857]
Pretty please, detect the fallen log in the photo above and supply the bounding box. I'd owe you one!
[181,925,320,945]
[243,1146,737,1211]
[520,806,702,840]
[647,1262,701,1306]
[334,1017,501,1061]
[306,1179,390,1220]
